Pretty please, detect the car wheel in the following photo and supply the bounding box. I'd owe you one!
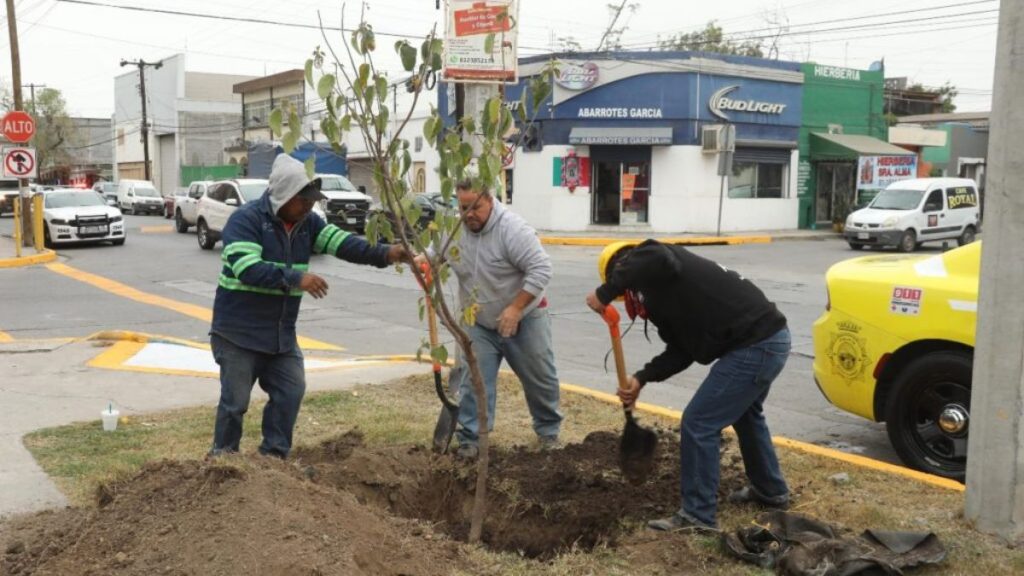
[112,238,125,246]
[847,242,864,250]
[958,225,976,246]
[175,210,189,233]
[884,351,972,482]
[43,225,53,248]
[197,220,216,250]
[897,229,917,253]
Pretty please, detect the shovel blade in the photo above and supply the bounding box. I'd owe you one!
[620,414,658,485]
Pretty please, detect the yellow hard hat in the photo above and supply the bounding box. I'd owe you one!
[598,241,637,283]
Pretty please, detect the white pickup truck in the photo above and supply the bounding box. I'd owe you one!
[174,180,212,233]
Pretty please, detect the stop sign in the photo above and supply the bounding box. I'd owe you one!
[2,111,35,143]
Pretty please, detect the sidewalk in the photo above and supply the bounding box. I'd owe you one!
[0,233,56,268]
[536,227,838,247]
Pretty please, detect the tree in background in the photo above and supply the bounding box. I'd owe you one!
[659,21,764,57]
[907,82,958,113]
[30,88,80,180]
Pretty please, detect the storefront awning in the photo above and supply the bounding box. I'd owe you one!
[810,133,915,161]
[568,127,673,146]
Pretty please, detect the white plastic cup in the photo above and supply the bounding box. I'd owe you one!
[101,409,120,432]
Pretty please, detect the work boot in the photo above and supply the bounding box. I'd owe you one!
[727,485,790,509]
[647,510,718,533]
[456,444,479,460]
[537,435,561,451]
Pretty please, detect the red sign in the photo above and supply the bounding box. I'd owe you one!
[454,3,511,37]
[2,111,35,143]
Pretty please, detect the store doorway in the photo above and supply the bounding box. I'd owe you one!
[590,146,651,225]
[815,162,855,225]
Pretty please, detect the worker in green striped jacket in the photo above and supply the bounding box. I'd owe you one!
[209,154,409,459]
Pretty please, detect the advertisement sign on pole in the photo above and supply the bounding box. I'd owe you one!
[444,0,519,83]
[3,147,37,179]
[857,155,918,190]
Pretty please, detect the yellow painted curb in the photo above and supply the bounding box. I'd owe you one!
[0,248,57,268]
[139,225,174,234]
[45,262,343,352]
[557,379,963,492]
[0,330,14,342]
[539,236,772,247]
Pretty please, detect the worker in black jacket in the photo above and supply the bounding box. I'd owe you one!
[586,239,791,533]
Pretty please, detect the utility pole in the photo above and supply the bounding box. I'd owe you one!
[965,0,1024,542]
[21,83,44,113]
[119,59,162,182]
[5,0,32,248]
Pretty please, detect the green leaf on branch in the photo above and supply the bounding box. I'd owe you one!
[431,345,448,366]
[358,64,370,90]
[399,42,417,72]
[488,98,501,127]
[402,151,411,177]
[304,59,315,88]
[376,76,389,104]
[484,33,495,55]
[485,155,502,182]
[282,132,298,153]
[318,75,336,100]
[304,157,315,180]
[365,86,376,109]
[269,108,282,136]
[375,107,390,134]
[340,115,351,132]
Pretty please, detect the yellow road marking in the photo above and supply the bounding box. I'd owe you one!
[139,225,174,234]
[540,236,772,247]
[45,262,342,351]
[0,330,14,342]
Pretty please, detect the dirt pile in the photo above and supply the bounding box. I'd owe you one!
[2,429,751,574]
[1,458,469,576]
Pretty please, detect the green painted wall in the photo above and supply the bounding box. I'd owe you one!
[180,165,242,186]
[798,63,885,228]
[922,124,952,164]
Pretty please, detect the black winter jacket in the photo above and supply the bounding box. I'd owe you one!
[596,240,786,385]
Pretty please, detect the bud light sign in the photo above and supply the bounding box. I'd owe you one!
[556,61,599,91]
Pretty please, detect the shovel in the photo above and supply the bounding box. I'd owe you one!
[419,263,460,453]
[602,305,658,485]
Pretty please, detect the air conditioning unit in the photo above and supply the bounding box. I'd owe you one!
[701,125,721,154]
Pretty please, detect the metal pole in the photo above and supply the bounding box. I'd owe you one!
[120,59,162,182]
[716,171,725,236]
[5,0,31,249]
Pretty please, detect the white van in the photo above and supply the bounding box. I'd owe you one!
[844,178,980,252]
[116,179,164,215]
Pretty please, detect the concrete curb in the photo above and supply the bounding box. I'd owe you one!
[0,249,57,268]
[540,235,773,247]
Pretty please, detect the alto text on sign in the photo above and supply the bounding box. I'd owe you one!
[1,111,36,143]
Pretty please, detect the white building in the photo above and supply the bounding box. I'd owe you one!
[113,54,256,193]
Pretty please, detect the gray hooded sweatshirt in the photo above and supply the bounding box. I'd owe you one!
[449,200,553,330]
[268,154,321,216]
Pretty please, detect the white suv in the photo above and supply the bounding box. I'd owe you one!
[318,173,373,234]
[174,180,212,233]
[196,179,268,249]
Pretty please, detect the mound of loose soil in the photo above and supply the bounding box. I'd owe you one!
[1,458,469,576]
[1,429,751,574]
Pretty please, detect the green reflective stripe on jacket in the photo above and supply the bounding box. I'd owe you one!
[314,224,347,254]
[218,274,304,297]
[231,254,262,278]
[220,253,310,271]
[222,241,263,257]
[325,228,351,255]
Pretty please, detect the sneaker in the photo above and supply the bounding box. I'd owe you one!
[456,444,479,460]
[537,435,561,451]
[647,511,719,533]
[727,485,790,509]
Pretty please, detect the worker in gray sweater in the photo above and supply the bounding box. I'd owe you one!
[422,178,562,458]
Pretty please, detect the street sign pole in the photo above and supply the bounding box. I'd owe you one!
[4,0,33,249]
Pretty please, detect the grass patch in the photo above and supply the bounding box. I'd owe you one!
[22,373,1024,575]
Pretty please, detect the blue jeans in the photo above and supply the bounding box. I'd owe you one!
[679,327,791,527]
[454,308,563,446]
[210,334,306,458]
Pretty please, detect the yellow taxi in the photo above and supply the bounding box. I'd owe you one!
[812,242,980,481]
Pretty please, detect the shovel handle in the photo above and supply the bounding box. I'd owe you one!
[602,306,631,399]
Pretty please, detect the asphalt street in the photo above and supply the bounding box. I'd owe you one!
[0,212,952,469]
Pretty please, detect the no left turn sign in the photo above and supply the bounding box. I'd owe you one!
[3,147,37,179]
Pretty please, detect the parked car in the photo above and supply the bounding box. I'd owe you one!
[812,242,980,481]
[318,173,373,234]
[92,181,118,206]
[164,187,188,219]
[41,188,126,247]
[196,179,268,249]
[844,178,980,252]
[174,181,212,233]
[0,178,20,216]
[116,179,164,215]
[368,193,452,240]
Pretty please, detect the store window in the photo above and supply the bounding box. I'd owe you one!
[728,162,786,198]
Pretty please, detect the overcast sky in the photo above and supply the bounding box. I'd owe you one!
[0,0,999,119]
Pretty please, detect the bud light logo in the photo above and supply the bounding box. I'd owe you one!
[556,62,599,91]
